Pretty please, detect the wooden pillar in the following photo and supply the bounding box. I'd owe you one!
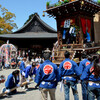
[56,16,62,46]
[79,15,84,43]
[91,16,95,42]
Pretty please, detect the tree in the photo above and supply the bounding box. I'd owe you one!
[24,13,40,25]
[0,5,17,34]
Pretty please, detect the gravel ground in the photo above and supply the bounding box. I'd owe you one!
[0,69,82,100]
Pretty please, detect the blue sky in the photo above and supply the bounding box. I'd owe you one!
[0,0,58,32]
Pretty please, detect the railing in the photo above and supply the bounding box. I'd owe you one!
[60,43,83,50]
[52,42,100,65]
[60,41,100,50]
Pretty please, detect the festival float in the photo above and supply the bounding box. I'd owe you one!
[44,0,100,65]
[0,41,17,68]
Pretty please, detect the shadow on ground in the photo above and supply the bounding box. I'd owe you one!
[0,91,26,99]
[27,87,39,92]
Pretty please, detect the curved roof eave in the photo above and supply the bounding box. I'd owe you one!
[36,15,57,33]
[13,14,57,33]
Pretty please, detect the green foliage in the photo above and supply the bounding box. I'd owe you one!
[64,0,69,3]
[97,0,100,4]
[51,0,69,8]
[46,2,49,6]
[54,1,64,7]
[61,1,64,5]
[74,25,80,34]
[70,25,80,35]
[57,1,62,6]
[0,5,17,34]
[54,3,57,7]
[46,1,50,6]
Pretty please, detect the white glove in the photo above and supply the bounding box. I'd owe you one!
[78,80,81,83]
[16,84,20,87]
[22,71,25,76]
[0,78,2,81]
[5,89,10,93]
[31,76,34,81]
[26,79,29,83]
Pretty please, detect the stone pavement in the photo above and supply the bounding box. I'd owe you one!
[0,69,82,100]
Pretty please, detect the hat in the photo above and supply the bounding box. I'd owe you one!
[73,58,79,63]
[96,50,100,55]
[23,57,26,60]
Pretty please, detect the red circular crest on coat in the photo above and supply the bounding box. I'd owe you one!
[90,66,94,75]
[86,62,90,66]
[63,61,72,70]
[43,65,53,75]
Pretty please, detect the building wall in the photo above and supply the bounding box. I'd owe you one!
[94,12,100,43]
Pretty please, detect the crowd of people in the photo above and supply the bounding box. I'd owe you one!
[0,55,44,70]
[0,49,100,100]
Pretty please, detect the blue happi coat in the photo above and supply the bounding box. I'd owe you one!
[19,61,26,74]
[81,63,100,88]
[5,73,19,89]
[59,58,80,81]
[35,60,59,89]
[24,65,36,78]
[79,59,90,75]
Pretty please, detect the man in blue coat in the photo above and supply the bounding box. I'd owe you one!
[79,52,91,100]
[11,57,16,69]
[21,62,36,90]
[80,57,100,100]
[2,70,20,95]
[35,49,59,100]
[59,51,80,100]
[24,62,36,79]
